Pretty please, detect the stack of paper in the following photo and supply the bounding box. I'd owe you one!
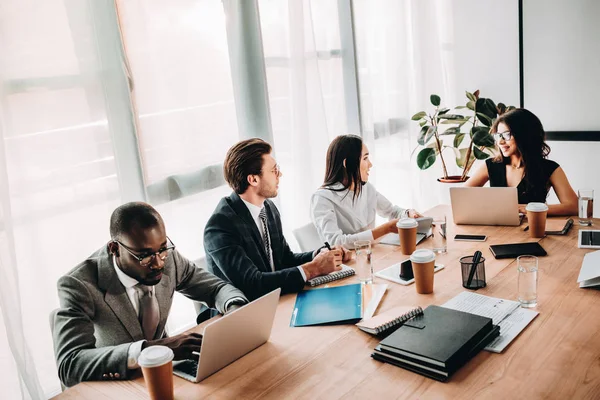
[442,292,538,353]
[577,250,600,288]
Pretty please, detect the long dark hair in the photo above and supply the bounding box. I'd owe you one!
[491,108,551,196]
[322,134,364,200]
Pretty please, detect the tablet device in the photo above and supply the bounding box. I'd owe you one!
[489,242,547,259]
[578,230,600,249]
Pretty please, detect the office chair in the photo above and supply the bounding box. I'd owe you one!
[292,222,323,252]
[49,309,66,391]
[192,257,219,324]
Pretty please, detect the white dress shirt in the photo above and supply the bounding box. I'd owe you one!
[113,255,245,369]
[112,255,150,369]
[240,198,307,281]
[310,182,406,249]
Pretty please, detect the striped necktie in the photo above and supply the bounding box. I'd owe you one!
[135,284,159,340]
[258,207,274,270]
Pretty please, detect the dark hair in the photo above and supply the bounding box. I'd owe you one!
[224,138,272,194]
[491,108,551,195]
[322,134,364,200]
[109,202,162,240]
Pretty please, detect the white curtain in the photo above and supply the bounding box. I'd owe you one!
[258,0,348,240]
[353,0,519,212]
[0,0,139,397]
[114,0,242,333]
[353,0,458,213]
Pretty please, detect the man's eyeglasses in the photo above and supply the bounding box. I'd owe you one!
[493,131,512,142]
[268,164,281,176]
[115,237,176,267]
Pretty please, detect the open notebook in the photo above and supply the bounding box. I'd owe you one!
[356,305,423,335]
[307,264,355,287]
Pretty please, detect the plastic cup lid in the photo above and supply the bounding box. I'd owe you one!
[138,345,174,368]
[526,202,548,212]
[397,218,418,229]
[410,249,436,263]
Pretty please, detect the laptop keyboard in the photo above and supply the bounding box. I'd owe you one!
[174,359,198,377]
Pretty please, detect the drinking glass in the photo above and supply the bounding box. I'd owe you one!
[431,215,447,253]
[578,189,594,226]
[354,240,373,284]
[517,255,538,308]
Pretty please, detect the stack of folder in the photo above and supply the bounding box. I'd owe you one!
[371,305,500,381]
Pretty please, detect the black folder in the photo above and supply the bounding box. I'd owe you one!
[372,324,500,382]
[376,306,494,374]
[489,242,547,259]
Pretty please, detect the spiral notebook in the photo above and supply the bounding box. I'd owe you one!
[307,264,355,287]
[356,305,423,335]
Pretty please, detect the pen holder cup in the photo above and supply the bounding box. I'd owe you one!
[460,255,486,290]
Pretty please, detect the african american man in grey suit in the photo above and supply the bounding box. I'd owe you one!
[53,202,247,387]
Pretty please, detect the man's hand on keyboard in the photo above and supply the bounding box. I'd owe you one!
[143,332,203,360]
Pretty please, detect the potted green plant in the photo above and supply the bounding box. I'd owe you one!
[411,90,515,183]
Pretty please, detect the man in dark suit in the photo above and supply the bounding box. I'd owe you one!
[204,138,350,301]
[53,202,247,387]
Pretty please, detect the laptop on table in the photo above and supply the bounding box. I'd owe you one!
[380,217,434,246]
[173,288,280,383]
[450,187,523,226]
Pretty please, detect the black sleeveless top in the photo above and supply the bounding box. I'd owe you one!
[486,158,560,204]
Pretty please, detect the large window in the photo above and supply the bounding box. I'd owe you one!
[258,0,349,233]
[0,1,126,396]
[115,0,241,332]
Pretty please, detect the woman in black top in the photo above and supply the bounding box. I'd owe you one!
[465,109,578,216]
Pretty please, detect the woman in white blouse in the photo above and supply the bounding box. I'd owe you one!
[311,134,421,249]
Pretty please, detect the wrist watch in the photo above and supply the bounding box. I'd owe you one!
[401,209,411,219]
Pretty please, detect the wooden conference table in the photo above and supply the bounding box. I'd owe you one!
[55,205,600,399]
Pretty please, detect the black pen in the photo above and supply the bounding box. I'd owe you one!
[324,242,332,250]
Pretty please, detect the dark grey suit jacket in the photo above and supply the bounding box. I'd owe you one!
[204,192,314,301]
[53,246,247,387]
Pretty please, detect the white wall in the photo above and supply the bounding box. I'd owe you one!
[523,0,600,215]
[523,0,600,131]
[546,142,599,215]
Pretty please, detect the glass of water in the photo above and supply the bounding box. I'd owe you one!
[578,189,594,226]
[354,240,373,284]
[432,215,447,253]
[517,255,538,308]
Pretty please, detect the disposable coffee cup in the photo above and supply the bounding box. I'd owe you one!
[138,345,175,400]
[526,202,549,238]
[397,218,418,255]
[410,249,436,294]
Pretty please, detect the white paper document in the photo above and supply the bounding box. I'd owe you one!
[442,292,539,353]
[577,250,600,288]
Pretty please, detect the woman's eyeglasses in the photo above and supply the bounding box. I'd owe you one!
[493,131,512,142]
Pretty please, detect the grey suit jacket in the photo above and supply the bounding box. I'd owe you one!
[53,245,247,387]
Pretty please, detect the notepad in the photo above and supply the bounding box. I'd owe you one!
[290,284,363,327]
[545,218,573,235]
[356,305,423,335]
[307,264,355,287]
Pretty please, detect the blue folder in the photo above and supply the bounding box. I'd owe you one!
[290,283,363,327]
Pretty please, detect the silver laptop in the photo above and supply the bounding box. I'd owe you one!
[450,187,521,226]
[379,217,434,246]
[173,288,280,383]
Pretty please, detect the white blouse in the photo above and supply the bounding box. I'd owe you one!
[310,182,406,249]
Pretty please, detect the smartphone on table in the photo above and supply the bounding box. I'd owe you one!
[454,234,487,242]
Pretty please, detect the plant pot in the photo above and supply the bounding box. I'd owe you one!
[437,175,469,184]
[436,175,469,205]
